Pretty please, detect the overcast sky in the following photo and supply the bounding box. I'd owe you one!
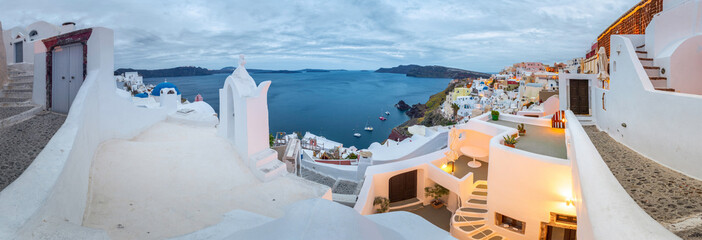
[1,0,638,72]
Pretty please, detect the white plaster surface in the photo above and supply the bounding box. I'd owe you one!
[83,121,329,239]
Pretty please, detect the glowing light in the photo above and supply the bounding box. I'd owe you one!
[566,198,575,207]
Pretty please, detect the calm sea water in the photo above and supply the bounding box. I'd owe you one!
[144,71,450,148]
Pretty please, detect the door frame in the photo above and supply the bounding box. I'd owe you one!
[539,212,577,240]
[41,28,92,110]
[568,79,590,115]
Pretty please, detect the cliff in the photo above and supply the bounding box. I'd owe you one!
[376,64,491,79]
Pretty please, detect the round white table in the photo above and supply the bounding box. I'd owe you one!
[460,146,488,168]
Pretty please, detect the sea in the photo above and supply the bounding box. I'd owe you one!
[143,71,451,149]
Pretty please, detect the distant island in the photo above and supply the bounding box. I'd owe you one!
[376,64,491,79]
[114,66,346,78]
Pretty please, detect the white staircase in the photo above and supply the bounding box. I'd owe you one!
[0,64,41,128]
[451,181,508,240]
[636,45,674,92]
[249,148,287,182]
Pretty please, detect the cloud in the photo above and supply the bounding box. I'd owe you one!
[0,0,639,72]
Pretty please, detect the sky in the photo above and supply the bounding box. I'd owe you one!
[0,0,639,72]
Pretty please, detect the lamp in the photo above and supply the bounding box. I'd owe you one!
[566,198,574,207]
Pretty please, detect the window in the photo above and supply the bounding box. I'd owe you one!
[555,214,577,225]
[495,212,525,234]
[29,30,38,37]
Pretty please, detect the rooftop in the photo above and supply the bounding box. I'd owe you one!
[488,119,566,159]
[82,121,328,239]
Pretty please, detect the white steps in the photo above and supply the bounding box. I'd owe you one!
[451,181,509,240]
[635,47,675,92]
[249,149,286,182]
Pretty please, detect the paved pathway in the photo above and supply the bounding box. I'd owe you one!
[0,111,66,191]
[585,126,702,240]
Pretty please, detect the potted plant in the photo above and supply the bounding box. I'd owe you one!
[503,135,518,148]
[491,110,500,120]
[373,197,390,213]
[424,184,449,208]
[517,123,526,136]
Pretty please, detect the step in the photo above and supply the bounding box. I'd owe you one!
[251,148,279,168]
[467,199,487,205]
[459,207,488,214]
[651,79,667,88]
[644,66,660,76]
[459,224,484,233]
[389,198,422,210]
[0,91,32,99]
[487,235,504,240]
[0,105,42,128]
[453,215,484,223]
[472,191,487,196]
[471,228,494,239]
[655,88,675,92]
[255,159,286,182]
[476,184,487,190]
[636,51,647,58]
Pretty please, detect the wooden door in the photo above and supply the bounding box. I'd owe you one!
[569,79,589,115]
[389,170,417,203]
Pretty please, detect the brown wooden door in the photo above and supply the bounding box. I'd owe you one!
[569,80,589,114]
[389,170,417,203]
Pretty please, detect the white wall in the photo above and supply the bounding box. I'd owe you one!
[598,35,702,180]
[2,21,61,64]
[0,27,171,238]
[486,137,574,240]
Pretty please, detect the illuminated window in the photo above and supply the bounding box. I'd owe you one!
[555,214,577,225]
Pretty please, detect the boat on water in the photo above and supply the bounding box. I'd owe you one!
[353,132,361,137]
[379,116,387,121]
[364,121,374,131]
[385,111,390,115]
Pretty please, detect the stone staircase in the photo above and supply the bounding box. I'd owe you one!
[0,65,41,128]
[249,148,287,182]
[636,45,675,92]
[451,181,508,240]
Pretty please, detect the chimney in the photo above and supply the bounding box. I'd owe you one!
[60,22,76,33]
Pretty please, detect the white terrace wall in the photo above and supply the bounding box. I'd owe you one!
[596,35,702,180]
[0,27,170,238]
[565,111,679,239]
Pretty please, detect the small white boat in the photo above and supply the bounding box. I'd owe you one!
[364,121,373,131]
[354,132,361,137]
[385,111,390,115]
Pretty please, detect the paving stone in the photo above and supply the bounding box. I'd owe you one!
[0,112,66,191]
[0,106,32,119]
[584,126,702,239]
[332,180,358,194]
[300,167,335,188]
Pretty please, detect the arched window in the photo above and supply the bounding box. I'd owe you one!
[29,30,38,37]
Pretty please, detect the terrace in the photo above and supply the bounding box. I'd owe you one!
[488,119,566,159]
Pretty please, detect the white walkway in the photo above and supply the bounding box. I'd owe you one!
[82,121,329,239]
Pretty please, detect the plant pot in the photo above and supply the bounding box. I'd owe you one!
[505,143,515,148]
[432,200,444,209]
[491,115,499,121]
[518,131,525,136]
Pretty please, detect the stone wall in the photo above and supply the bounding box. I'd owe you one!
[0,21,8,87]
